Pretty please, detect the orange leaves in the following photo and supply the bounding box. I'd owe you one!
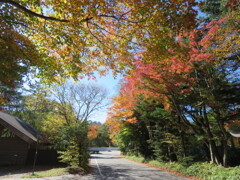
[190,49,212,63]
[107,93,135,121]
[52,52,59,57]
[169,57,191,74]
[105,119,121,133]
[1,0,200,85]
[105,119,122,142]
[126,117,137,123]
[198,10,239,65]
[107,18,227,121]
[88,125,99,139]
[200,16,228,49]
[0,20,41,90]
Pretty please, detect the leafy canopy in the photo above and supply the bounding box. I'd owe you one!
[0,0,198,82]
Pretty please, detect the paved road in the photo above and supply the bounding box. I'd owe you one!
[81,151,190,180]
[1,151,191,180]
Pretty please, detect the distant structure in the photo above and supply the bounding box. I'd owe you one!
[0,111,49,165]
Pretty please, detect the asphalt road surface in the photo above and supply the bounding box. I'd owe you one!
[81,151,191,180]
[1,151,191,180]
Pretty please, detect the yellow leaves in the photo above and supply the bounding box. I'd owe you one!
[105,119,122,143]
[0,95,6,106]
[0,20,42,88]
[42,113,65,139]
[1,0,199,86]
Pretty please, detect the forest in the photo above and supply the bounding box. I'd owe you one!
[0,0,239,178]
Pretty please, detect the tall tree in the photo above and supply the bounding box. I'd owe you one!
[0,21,41,104]
[52,82,108,123]
[107,8,240,166]
[199,0,239,19]
[88,122,112,147]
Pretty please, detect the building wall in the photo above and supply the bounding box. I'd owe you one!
[0,136,29,165]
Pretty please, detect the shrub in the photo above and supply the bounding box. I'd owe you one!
[58,122,90,172]
[125,155,240,180]
[58,140,80,167]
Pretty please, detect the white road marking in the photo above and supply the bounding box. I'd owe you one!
[94,158,104,178]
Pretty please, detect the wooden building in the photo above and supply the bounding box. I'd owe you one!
[0,111,49,165]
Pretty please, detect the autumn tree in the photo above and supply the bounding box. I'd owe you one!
[88,122,112,147]
[199,0,239,19]
[58,121,89,172]
[88,124,99,143]
[107,6,240,166]
[9,82,108,171]
[49,82,108,170]
[9,85,66,142]
[96,123,112,147]
[52,82,108,123]
[0,20,41,104]
[0,0,200,115]
[0,0,198,82]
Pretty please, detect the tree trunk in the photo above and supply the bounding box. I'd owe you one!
[203,105,222,165]
[230,137,235,148]
[180,132,187,157]
[222,139,228,167]
[209,142,215,164]
[209,140,222,165]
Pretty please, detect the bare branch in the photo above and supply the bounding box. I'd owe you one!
[99,12,141,24]
[99,14,119,20]
[53,83,108,122]
[1,0,96,24]
[99,11,131,21]
[86,21,103,44]
[90,22,140,46]
[0,0,70,22]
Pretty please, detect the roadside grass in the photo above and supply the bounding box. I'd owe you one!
[125,155,240,180]
[22,167,69,178]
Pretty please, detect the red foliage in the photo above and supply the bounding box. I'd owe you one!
[107,16,230,125]
[200,17,228,49]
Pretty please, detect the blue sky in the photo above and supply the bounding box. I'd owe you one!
[81,72,122,123]
[23,71,122,123]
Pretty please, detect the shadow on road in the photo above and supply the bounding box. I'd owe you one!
[90,164,133,180]
[88,151,189,180]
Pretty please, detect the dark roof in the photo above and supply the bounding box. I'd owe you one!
[0,111,48,144]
